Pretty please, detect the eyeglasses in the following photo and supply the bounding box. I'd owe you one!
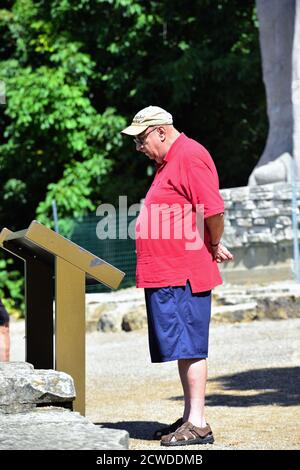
[134,127,157,147]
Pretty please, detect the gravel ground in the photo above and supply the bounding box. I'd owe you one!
[10,317,300,450]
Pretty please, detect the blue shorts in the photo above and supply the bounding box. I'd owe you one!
[144,282,211,363]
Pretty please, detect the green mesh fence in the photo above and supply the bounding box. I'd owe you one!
[70,213,136,292]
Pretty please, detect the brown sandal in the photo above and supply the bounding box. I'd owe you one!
[153,418,183,440]
[160,421,214,446]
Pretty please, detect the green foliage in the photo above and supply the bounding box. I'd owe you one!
[0,257,24,316]
[0,38,125,229]
[0,0,266,305]
[0,0,265,222]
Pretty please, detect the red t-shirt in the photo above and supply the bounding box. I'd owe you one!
[135,133,224,293]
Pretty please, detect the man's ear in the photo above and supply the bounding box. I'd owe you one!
[157,126,166,141]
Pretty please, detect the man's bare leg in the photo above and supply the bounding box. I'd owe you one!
[0,322,10,362]
[178,358,207,427]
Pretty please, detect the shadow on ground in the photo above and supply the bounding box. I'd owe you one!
[94,421,169,441]
[172,367,300,407]
[94,367,300,441]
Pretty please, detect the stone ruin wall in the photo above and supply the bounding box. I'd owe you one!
[220,182,300,283]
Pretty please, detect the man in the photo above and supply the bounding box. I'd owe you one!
[121,106,233,446]
[0,299,10,362]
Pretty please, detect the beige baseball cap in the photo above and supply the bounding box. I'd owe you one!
[121,105,173,136]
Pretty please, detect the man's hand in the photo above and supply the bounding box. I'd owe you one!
[211,242,234,263]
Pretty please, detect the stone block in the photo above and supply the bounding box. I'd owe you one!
[284,227,293,240]
[242,200,256,210]
[230,188,250,202]
[231,210,252,218]
[247,233,276,243]
[0,362,75,414]
[277,216,292,226]
[236,218,253,227]
[98,310,124,332]
[254,218,266,225]
[252,208,280,218]
[256,200,273,208]
[0,407,129,450]
[122,305,147,332]
[220,189,232,200]
[0,363,129,450]
[249,186,274,200]
[224,200,233,208]
[222,233,244,247]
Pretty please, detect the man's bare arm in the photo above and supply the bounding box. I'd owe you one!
[205,213,234,263]
[205,213,224,245]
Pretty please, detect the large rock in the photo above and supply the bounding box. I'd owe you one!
[98,309,124,332]
[122,305,147,332]
[0,362,75,413]
[86,288,146,332]
[0,362,129,450]
[0,407,128,450]
[212,283,300,322]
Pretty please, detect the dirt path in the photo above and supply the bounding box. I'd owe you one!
[10,318,300,450]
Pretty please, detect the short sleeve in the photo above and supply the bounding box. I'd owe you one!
[181,152,224,218]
